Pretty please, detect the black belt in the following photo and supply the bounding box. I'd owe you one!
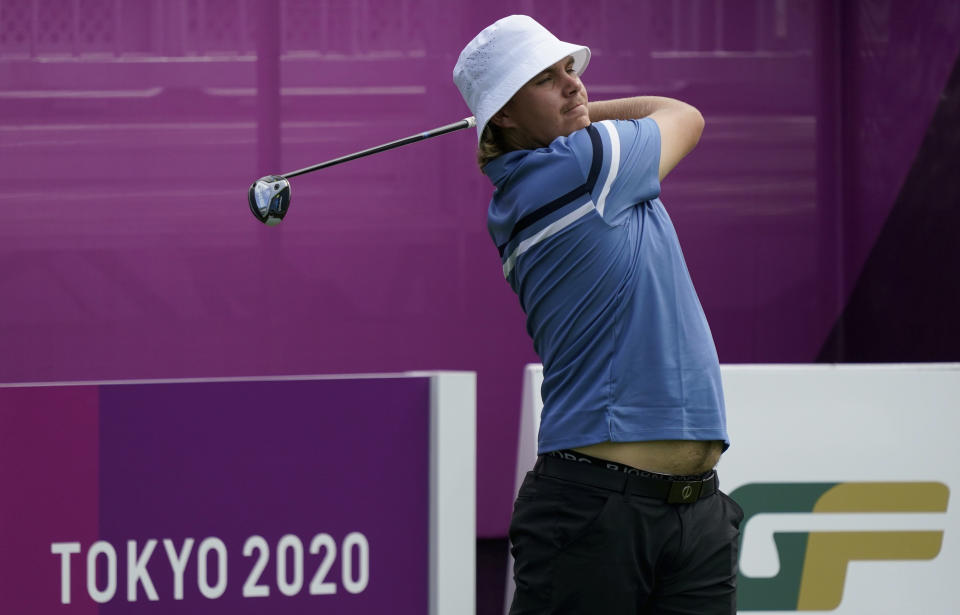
[534,455,718,504]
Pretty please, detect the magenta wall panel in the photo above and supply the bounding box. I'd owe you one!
[0,387,100,614]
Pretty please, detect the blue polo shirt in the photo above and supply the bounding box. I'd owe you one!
[485,118,728,453]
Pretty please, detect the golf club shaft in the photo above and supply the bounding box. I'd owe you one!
[282,116,476,179]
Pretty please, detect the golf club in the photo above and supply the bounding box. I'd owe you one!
[248,116,477,225]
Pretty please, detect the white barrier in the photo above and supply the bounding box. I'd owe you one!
[506,363,960,614]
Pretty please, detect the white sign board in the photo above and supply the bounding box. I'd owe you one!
[508,364,959,614]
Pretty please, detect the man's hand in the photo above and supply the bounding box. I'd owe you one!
[588,97,704,181]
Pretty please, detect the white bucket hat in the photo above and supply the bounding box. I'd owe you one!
[453,15,591,143]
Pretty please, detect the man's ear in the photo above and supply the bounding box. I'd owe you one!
[491,108,516,129]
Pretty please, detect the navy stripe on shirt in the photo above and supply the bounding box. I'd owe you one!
[497,125,605,258]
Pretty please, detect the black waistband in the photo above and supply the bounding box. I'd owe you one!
[535,454,718,504]
[547,449,714,481]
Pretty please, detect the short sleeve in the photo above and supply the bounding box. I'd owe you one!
[589,118,661,223]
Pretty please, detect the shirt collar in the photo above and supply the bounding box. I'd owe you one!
[482,150,529,188]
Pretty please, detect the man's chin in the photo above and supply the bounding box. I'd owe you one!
[570,116,591,133]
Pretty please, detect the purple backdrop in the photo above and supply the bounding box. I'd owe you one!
[0,377,431,613]
[1,0,959,537]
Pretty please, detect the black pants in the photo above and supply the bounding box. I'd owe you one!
[509,455,743,615]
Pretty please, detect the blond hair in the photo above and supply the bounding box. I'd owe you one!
[477,123,511,170]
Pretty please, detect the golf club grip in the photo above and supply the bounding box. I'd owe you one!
[282,117,477,179]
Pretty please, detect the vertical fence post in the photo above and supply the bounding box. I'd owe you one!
[815,0,846,360]
[255,0,281,176]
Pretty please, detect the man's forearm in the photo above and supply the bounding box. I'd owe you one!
[588,96,705,180]
[588,97,697,122]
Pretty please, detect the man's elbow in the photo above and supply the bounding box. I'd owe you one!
[676,105,704,161]
[687,105,705,147]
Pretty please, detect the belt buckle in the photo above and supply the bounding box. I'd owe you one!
[667,480,702,504]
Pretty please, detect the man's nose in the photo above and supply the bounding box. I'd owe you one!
[562,73,581,95]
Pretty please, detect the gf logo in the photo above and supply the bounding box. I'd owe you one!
[729,482,949,611]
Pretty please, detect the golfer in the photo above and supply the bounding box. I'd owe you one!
[455,15,742,615]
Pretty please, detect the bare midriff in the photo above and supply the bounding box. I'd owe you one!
[573,440,724,476]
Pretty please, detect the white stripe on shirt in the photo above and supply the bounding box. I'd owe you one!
[595,120,620,217]
[502,201,596,278]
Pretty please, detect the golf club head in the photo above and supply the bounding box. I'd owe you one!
[248,175,291,225]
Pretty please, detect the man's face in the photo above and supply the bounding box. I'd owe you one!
[493,56,589,148]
